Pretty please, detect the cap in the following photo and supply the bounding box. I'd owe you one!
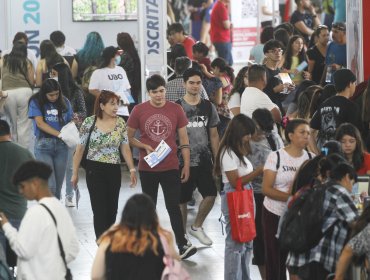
[101,46,122,59]
[333,69,356,92]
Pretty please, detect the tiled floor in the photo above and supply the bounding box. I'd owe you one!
[64,167,263,280]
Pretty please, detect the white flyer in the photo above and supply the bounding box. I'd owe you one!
[144,140,172,168]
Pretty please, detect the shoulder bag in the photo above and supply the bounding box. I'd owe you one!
[227,178,256,243]
[80,116,97,170]
[40,204,73,280]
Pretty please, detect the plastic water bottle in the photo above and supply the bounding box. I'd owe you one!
[325,53,335,83]
[325,65,332,83]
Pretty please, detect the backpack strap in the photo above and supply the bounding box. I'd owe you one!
[276,151,280,170]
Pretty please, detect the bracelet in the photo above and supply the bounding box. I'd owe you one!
[179,144,190,149]
[129,168,136,172]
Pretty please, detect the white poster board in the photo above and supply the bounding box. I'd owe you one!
[138,0,167,102]
[346,0,363,82]
[230,0,258,64]
[7,0,60,57]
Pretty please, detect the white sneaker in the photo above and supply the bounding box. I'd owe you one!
[184,234,192,246]
[189,226,213,246]
[65,197,75,207]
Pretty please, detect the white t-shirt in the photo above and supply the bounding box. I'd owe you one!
[263,148,314,216]
[89,66,131,116]
[56,45,76,56]
[228,92,241,110]
[240,87,278,118]
[260,0,279,23]
[221,148,254,183]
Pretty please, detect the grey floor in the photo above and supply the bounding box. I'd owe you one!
[63,167,263,280]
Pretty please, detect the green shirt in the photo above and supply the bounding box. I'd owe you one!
[0,141,34,219]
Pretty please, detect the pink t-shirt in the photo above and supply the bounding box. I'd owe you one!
[210,1,230,43]
[263,148,314,216]
[127,101,188,172]
[182,36,196,59]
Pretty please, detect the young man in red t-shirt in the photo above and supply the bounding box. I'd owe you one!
[127,74,197,260]
[210,0,233,65]
[168,23,196,59]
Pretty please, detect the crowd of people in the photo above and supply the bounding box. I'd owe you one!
[1,0,370,279]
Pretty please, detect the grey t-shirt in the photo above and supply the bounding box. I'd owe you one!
[247,131,284,193]
[176,98,220,167]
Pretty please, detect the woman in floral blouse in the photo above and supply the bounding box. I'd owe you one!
[72,90,137,239]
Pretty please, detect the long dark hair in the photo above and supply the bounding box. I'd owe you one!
[211,57,235,83]
[117,32,140,63]
[214,114,256,176]
[297,85,322,119]
[335,123,365,171]
[40,40,64,69]
[52,63,80,100]
[283,35,307,70]
[99,193,173,256]
[230,66,249,97]
[291,156,323,195]
[3,41,28,75]
[29,79,67,126]
[252,108,277,151]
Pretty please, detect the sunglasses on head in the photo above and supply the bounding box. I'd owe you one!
[332,23,346,31]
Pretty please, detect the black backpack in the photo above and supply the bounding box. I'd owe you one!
[279,183,334,253]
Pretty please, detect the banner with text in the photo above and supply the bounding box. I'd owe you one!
[231,0,258,64]
[346,0,363,82]
[7,0,60,57]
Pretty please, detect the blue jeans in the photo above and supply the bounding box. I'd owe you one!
[221,182,253,280]
[213,42,233,66]
[64,146,75,199]
[34,137,68,199]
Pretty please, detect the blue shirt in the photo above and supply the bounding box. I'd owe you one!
[325,41,346,67]
[28,97,73,138]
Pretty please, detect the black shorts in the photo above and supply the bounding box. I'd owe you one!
[180,165,217,204]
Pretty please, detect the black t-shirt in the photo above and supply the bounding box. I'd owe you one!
[290,10,314,43]
[310,95,362,148]
[263,65,285,113]
[105,243,165,280]
[307,45,325,84]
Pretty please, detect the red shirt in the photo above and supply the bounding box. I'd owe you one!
[357,153,370,175]
[196,57,212,72]
[127,101,188,172]
[210,1,230,43]
[182,36,196,59]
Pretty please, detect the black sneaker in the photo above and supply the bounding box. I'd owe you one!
[179,244,197,260]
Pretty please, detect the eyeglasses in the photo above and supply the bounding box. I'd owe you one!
[332,23,346,31]
[268,48,283,54]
